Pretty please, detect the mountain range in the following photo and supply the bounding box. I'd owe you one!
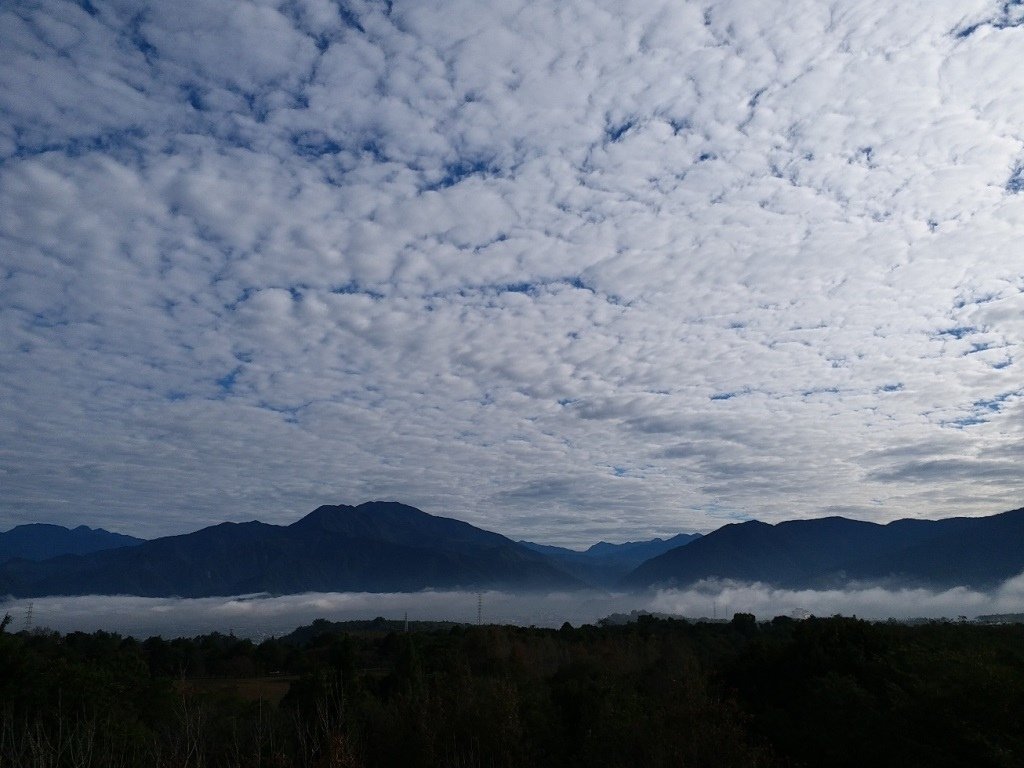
[0,502,579,598]
[1,503,1022,598]
[519,533,702,586]
[0,524,143,564]
[623,507,1024,590]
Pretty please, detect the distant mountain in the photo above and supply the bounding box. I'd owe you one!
[622,507,1024,591]
[8,504,1020,598]
[520,533,701,587]
[0,502,580,598]
[0,523,143,564]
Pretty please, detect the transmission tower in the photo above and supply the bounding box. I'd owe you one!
[23,602,33,633]
[476,592,482,626]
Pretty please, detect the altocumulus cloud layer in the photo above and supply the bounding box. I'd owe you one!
[2,0,1024,543]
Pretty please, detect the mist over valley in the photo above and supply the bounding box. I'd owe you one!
[4,502,1023,639]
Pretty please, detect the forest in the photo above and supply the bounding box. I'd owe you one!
[0,611,1022,767]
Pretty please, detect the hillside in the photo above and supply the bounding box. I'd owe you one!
[0,502,579,598]
[0,523,143,564]
[623,507,1024,590]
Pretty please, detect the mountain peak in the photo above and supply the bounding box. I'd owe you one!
[287,501,517,554]
[0,501,579,596]
[291,501,432,531]
[0,523,144,564]
[291,503,357,528]
[623,507,1024,590]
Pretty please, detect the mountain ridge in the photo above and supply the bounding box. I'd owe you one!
[519,533,702,586]
[4,503,1023,598]
[0,502,580,598]
[623,507,1024,590]
[0,523,144,564]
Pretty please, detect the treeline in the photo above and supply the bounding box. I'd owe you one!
[1,612,1023,767]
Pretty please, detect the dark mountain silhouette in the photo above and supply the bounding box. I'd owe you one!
[520,533,702,586]
[0,523,143,564]
[0,502,579,598]
[5,504,1022,598]
[622,507,1024,590]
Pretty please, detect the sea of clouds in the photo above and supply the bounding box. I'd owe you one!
[4,573,1023,638]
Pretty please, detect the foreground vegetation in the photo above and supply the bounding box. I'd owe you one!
[1,612,1022,767]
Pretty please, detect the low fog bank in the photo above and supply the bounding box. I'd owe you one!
[3,574,1023,638]
[0,591,640,639]
[648,572,1024,622]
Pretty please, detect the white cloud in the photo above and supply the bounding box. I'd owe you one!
[649,571,1024,622]
[2,0,1024,545]
[5,574,1024,638]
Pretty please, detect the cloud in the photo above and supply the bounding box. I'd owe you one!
[649,571,1024,622]
[865,458,1021,485]
[5,573,1024,638]
[0,590,647,638]
[2,0,1024,545]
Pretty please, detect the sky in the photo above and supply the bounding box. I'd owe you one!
[2,0,1024,546]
